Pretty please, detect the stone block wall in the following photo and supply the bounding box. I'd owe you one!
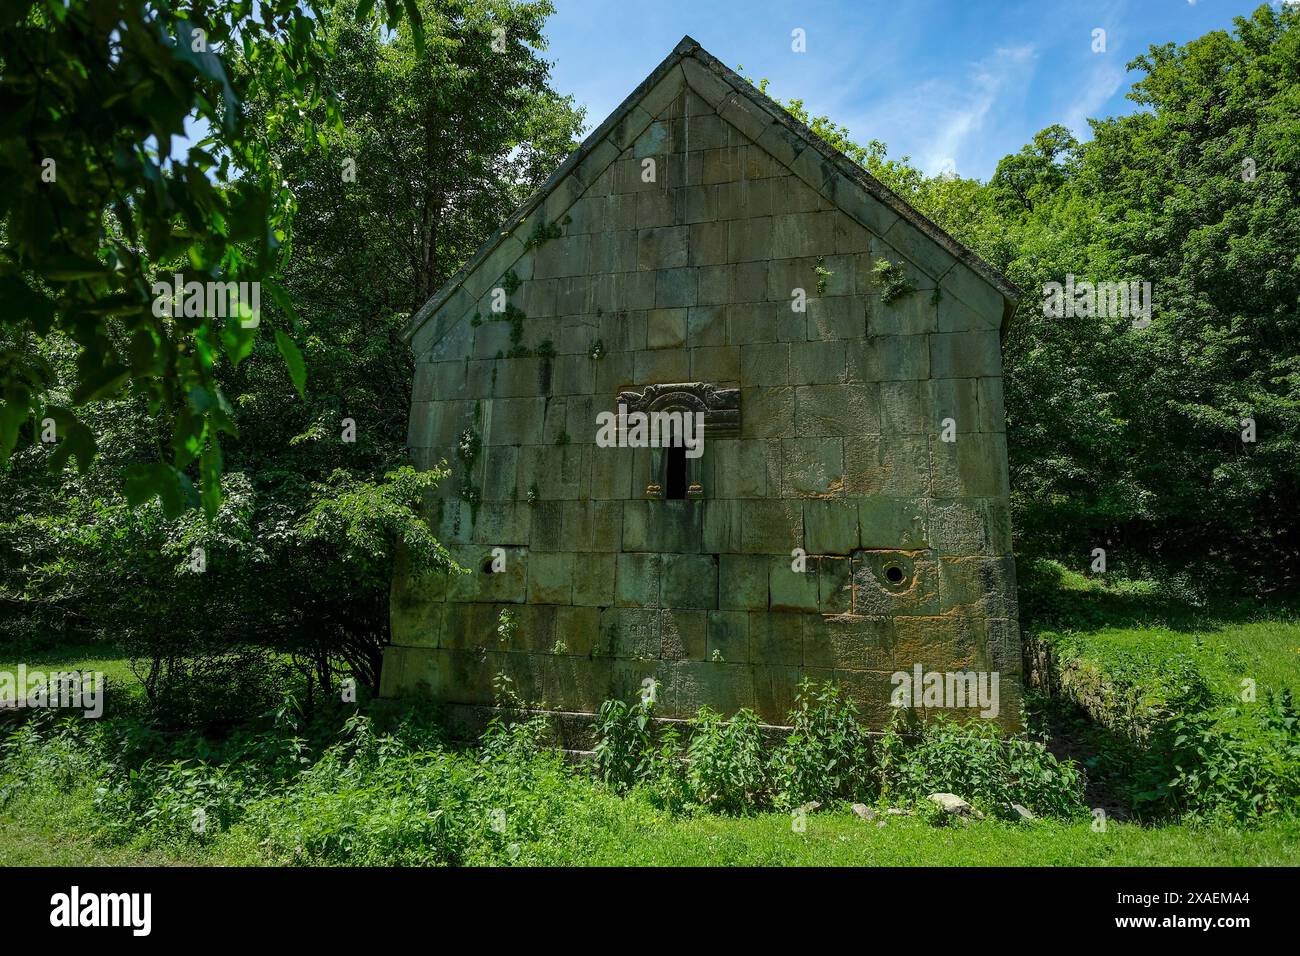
[387,51,1020,729]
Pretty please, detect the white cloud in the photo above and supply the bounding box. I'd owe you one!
[1062,61,1126,138]
[914,45,1037,176]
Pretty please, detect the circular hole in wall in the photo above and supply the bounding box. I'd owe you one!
[481,558,497,574]
[883,564,905,585]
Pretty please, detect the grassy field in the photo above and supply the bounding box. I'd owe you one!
[0,642,139,705]
[2,569,1299,867]
[3,767,1299,867]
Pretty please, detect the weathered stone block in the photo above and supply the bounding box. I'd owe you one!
[880,380,926,435]
[696,265,730,306]
[638,226,688,270]
[740,342,789,385]
[711,439,768,498]
[851,550,940,616]
[805,614,896,670]
[601,606,662,659]
[689,220,729,266]
[718,553,769,609]
[940,260,1004,320]
[671,660,754,716]
[573,552,616,607]
[868,292,937,337]
[660,608,707,660]
[803,499,859,554]
[656,267,697,308]
[740,386,795,438]
[780,437,844,496]
[661,553,718,609]
[977,377,1006,433]
[932,498,1013,556]
[737,500,804,554]
[819,556,853,614]
[768,556,820,611]
[883,217,955,282]
[472,502,531,547]
[553,606,603,658]
[717,178,774,219]
[647,307,687,349]
[795,383,879,436]
[927,378,979,434]
[390,584,444,648]
[691,345,740,382]
[623,499,704,553]
[831,669,898,726]
[843,435,929,497]
[850,334,930,383]
[615,551,663,608]
[790,340,846,384]
[726,301,778,345]
[938,555,1018,619]
[687,305,726,346]
[929,433,1009,498]
[636,186,679,229]
[929,330,1002,379]
[590,445,633,499]
[858,498,928,549]
[807,296,863,340]
[634,347,691,383]
[683,184,719,223]
[447,545,527,603]
[727,217,776,262]
[486,398,546,445]
[748,611,804,666]
[527,551,575,605]
[706,610,750,664]
[753,664,805,722]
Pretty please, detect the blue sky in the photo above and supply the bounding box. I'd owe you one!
[542,0,1274,180]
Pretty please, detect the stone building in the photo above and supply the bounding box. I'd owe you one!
[384,37,1022,735]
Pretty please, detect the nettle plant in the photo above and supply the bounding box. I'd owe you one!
[685,707,769,814]
[769,679,874,810]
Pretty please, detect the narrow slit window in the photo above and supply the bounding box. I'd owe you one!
[665,442,688,500]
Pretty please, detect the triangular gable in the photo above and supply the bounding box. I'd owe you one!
[405,35,1021,354]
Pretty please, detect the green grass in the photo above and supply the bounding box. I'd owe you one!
[574,809,1300,867]
[3,568,1299,866]
[0,643,140,705]
[1021,560,1300,824]
[3,775,1297,867]
[1054,618,1300,699]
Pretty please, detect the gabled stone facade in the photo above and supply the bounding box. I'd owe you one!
[385,37,1022,734]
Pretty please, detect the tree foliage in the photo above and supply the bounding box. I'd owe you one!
[0,0,582,706]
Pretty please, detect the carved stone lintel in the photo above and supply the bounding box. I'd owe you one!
[614,382,741,437]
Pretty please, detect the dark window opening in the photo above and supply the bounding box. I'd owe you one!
[884,564,905,585]
[482,558,497,574]
[665,443,688,500]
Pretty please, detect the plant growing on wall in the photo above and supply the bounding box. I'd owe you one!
[872,258,915,304]
[522,214,570,250]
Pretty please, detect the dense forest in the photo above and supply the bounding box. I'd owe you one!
[1,0,1297,716]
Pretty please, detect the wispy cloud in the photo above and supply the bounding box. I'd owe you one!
[915,45,1037,176]
[1062,1,1129,139]
[1062,61,1126,137]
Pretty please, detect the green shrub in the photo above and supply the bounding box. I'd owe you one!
[685,707,770,815]
[592,697,656,792]
[769,679,874,809]
[877,711,1087,820]
[1159,691,1300,824]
